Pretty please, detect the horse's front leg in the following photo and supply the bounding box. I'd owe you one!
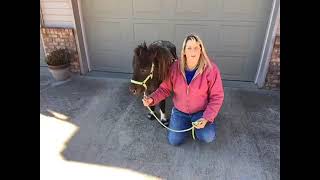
[147,105,156,120]
[159,100,169,126]
[146,86,158,121]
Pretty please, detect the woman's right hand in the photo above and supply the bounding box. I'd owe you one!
[142,96,154,107]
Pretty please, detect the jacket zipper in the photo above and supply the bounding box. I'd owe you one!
[185,69,200,95]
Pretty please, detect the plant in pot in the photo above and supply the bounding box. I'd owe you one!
[45,48,72,81]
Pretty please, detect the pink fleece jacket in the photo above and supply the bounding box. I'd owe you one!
[149,59,224,123]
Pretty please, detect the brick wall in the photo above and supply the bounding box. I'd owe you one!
[264,23,280,90]
[41,27,80,73]
[264,36,280,90]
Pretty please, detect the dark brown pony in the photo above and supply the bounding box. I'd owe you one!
[129,40,177,126]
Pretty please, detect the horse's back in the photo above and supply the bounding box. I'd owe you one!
[151,40,177,59]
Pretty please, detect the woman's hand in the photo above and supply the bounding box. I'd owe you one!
[193,118,208,129]
[142,96,154,107]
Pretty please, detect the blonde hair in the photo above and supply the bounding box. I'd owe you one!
[180,33,212,75]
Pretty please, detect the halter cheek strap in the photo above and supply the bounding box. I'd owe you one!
[130,63,154,92]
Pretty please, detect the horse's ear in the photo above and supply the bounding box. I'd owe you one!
[134,41,148,56]
[134,47,141,56]
[143,41,147,49]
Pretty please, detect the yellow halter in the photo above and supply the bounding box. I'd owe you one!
[130,63,154,92]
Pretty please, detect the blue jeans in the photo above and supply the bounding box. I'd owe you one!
[168,107,216,146]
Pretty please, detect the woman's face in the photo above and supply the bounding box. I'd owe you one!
[184,39,201,64]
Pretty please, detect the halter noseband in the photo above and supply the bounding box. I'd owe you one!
[130,63,155,92]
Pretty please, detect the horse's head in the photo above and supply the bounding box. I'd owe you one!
[129,42,156,96]
[129,41,175,96]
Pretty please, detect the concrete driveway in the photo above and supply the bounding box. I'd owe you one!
[40,68,280,180]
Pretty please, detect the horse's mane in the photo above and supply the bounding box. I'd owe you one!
[149,45,174,81]
[134,42,174,82]
[134,42,148,57]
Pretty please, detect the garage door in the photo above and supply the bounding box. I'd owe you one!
[81,0,273,81]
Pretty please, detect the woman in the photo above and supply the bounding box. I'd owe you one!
[142,33,224,146]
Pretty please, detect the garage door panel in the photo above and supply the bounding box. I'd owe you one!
[218,22,264,55]
[83,0,132,18]
[213,55,248,80]
[133,23,174,45]
[245,52,263,81]
[133,0,161,15]
[219,25,251,53]
[91,21,122,50]
[222,0,258,15]
[85,19,133,51]
[251,23,267,53]
[217,0,272,21]
[133,0,176,18]
[175,0,208,17]
[91,50,133,73]
[256,0,274,19]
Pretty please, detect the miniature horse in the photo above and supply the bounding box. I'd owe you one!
[129,40,177,126]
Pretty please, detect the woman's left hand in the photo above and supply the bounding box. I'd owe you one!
[193,118,208,129]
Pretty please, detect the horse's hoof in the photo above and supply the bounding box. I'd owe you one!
[161,119,170,127]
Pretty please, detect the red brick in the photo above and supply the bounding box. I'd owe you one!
[273,80,279,83]
[41,27,80,74]
[275,37,280,45]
